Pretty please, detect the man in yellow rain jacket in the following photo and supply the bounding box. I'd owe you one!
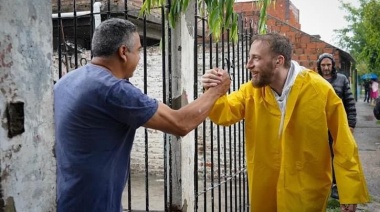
[201,33,369,211]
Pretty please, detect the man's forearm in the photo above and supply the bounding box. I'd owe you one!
[178,88,223,129]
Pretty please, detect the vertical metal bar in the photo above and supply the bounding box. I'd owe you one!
[232,35,237,212]
[161,3,168,212]
[236,17,240,211]
[194,1,199,210]
[122,1,131,210]
[242,18,248,211]
[60,20,70,74]
[242,18,246,211]
[167,0,173,209]
[201,14,207,212]
[247,20,252,86]
[57,0,62,79]
[125,10,131,209]
[90,0,94,59]
[226,30,233,212]
[243,20,250,211]
[247,19,253,210]
[210,125,215,212]
[128,171,132,210]
[142,7,150,211]
[124,0,131,211]
[238,16,243,211]
[124,0,129,20]
[107,0,111,18]
[221,32,227,212]
[209,34,215,212]
[73,0,78,68]
[215,41,222,212]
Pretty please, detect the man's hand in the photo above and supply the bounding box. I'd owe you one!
[206,68,231,97]
[201,68,225,90]
[340,204,357,212]
[349,127,354,134]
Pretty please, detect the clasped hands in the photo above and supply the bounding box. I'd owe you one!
[201,68,231,95]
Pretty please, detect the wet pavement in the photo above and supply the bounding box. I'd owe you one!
[354,97,380,211]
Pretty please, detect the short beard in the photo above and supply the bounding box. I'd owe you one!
[251,63,275,88]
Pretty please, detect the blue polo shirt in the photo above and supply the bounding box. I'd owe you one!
[54,64,158,212]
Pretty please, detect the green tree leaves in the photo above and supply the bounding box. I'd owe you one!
[336,0,380,75]
[140,0,272,42]
[257,0,273,34]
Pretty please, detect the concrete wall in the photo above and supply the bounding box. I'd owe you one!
[0,1,56,211]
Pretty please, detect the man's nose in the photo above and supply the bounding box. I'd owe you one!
[246,60,253,69]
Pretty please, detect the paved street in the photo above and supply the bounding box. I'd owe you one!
[354,97,380,211]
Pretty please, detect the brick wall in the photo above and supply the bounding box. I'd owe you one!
[233,0,348,73]
[234,0,301,30]
[264,15,341,71]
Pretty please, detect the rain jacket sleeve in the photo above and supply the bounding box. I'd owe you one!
[325,87,370,204]
[208,83,249,126]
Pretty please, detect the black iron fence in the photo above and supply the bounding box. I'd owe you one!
[53,0,257,211]
[193,13,258,211]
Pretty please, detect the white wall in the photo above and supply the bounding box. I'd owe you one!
[0,1,56,211]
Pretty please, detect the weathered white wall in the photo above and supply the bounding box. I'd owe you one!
[177,7,197,210]
[0,1,56,211]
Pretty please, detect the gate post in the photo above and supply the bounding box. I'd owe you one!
[0,1,56,211]
[168,0,197,210]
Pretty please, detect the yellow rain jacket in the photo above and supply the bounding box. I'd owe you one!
[209,69,369,211]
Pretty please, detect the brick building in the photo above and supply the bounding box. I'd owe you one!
[234,0,355,77]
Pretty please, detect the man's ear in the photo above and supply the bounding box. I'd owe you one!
[118,45,128,62]
[277,55,285,65]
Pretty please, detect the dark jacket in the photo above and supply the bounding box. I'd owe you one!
[326,73,357,128]
[374,97,380,120]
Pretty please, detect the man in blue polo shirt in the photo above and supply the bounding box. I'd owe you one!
[54,18,230,212]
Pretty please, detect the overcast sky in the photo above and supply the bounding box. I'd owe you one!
[290,0,359,49]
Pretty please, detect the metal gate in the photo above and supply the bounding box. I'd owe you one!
[52,0,257,211]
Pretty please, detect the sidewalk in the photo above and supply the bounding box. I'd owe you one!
[354,96,380,211]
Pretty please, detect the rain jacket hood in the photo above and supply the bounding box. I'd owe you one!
[208,63,369,211]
